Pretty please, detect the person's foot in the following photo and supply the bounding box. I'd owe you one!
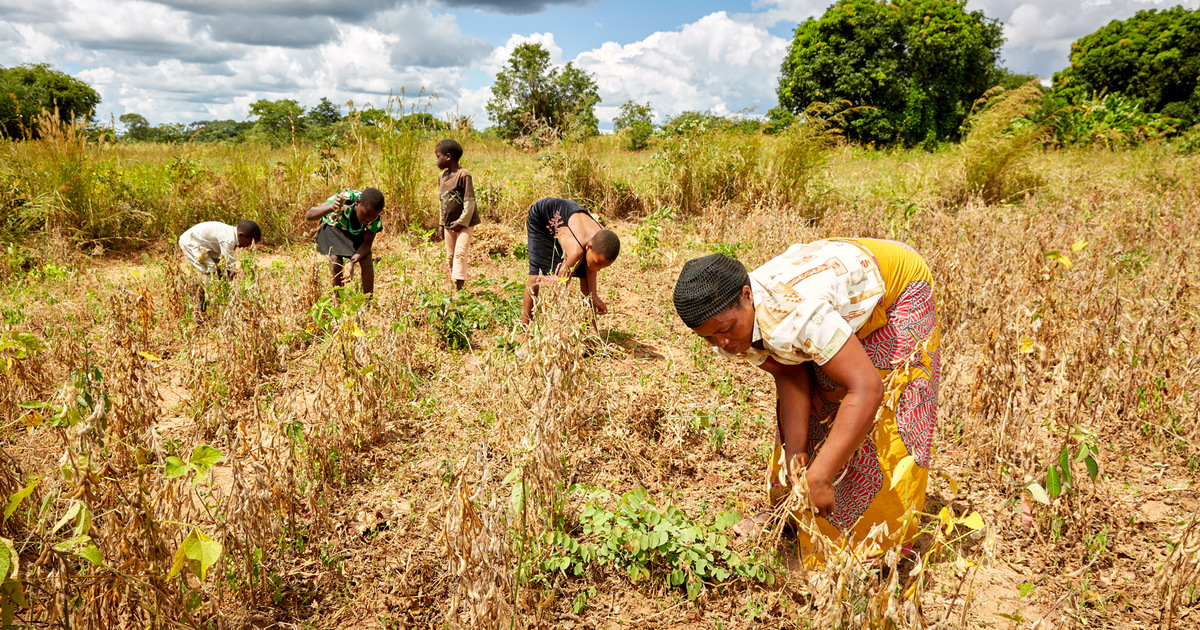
[514,334,530,361]
[731,511,773,539]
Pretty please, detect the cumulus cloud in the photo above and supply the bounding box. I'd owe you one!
[374,5,493,68]
[0,0,492,124]
[574,12,788,124]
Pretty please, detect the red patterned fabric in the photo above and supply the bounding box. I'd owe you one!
[895,377,937,467]
[862,280,937,369]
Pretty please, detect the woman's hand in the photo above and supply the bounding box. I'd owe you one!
[805,470,836,517]
[591,296,608,315]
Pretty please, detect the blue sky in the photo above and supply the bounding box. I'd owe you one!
[1,0,1195,130]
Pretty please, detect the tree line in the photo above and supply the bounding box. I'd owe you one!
[2,1,1197,149]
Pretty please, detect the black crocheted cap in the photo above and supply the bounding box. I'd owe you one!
[673,253,750,328]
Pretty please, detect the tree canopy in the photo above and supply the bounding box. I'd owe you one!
[776,0,1003,146]
[1052,6,1200,127]
[613,101,653,150]
[247,99,307,145]
[0,63,101,139]
[486,42,600,141]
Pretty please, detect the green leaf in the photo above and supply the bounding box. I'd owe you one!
[509,480,526,516]
[79,545,104,566]
[1025,482,1050,505]
[1047,466,1062,499]
[4,476,40,522]
[713,510,742,531]
[170,529,223,582]
[188,445,223,475]
[0,538,10,582]
[0,538,18,591]
[1083,454,1099,481]
[73,503,92,538]
[50,501,82,535]
[163,456,189,479]
[501,468,520,485]
[686,577,702,600]
[572,591,588,614]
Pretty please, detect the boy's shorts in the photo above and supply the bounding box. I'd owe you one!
[316,223,366,259]
[526,206,586,279]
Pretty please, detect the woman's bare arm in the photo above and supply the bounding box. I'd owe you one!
[803,334,884,516]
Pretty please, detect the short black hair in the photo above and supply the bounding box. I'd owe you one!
[435,138,463,161]
[236,219,262,243]
[590,229,620,262]
[359,187,385,212]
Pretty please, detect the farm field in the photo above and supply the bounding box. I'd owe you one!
[1,119,1198,629]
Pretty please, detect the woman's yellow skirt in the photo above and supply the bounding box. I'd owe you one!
[769,238,940,561]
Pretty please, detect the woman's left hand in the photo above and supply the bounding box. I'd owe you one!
[805,471,836,517]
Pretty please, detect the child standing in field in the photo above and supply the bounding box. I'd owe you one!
[306,187,385,296]
[177,220,262,278]
[520,197,620,326]
[435,139,479,291]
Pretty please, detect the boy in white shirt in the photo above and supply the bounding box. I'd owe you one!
[177,220,262,278]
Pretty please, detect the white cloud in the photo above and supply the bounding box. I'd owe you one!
[482,32,563,76]
[575,12,788,124]
[0,0,493,124]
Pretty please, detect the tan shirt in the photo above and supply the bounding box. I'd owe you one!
[439,169,479,228]
[718,239,886,366]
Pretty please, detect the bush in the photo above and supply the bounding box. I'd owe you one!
[613,101,654,151]
[949,83,1048,204]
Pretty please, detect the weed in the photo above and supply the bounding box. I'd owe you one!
[540,487,775,599]
[630,206,673,268]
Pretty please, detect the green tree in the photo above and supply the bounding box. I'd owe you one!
[247,99,306,145]
[777,0,1003,146]
[119,113,152,141]
[1052,6,1200,127]
[556,63,601,138]
[0,63,101,139]
[486,42,600,141]
[656,111,734,137]
[186,119,252,143]
[613,100,654,149]
[308,97,342,126]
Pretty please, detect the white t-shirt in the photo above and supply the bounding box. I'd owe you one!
[178,222,238,274]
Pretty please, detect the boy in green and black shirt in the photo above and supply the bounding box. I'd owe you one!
[306,187,385,296]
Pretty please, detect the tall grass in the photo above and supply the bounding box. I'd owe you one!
[950,82,1048,204]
